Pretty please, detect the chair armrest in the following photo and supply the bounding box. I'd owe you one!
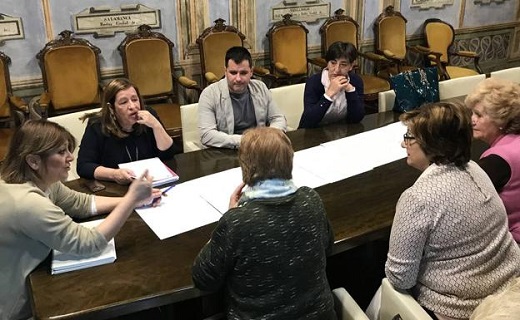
[274,62,290,75]
[382,49,397,59]
[253,66,270,76]
[205,72,219,84]
[29,93,51,120]
[9,95,29,113]
[360,52,391,63]
[308,57,327,69]
[177,75,202,92]
[449,51,483,74]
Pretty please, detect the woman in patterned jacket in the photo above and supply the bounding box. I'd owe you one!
[385,102,520,320]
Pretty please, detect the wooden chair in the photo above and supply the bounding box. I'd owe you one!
[309,9,391,103]
[262,14,309,88]
[373,6,427,79]
[420,18,483,80]
[0,51,27,128]
[196,19,246,88]
[31,30,102,119]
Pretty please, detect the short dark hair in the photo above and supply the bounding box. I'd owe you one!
[325,41,358,64]
[238,127,293,186]
[399,102,472,168]
[225,46,252,68]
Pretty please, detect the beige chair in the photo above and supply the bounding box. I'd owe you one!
[379,278,432,320]
[490,67,520,83]
[332,287,370,320]
[31,30,102,119]
[180,103,202,152]
[378,89,396,113]
[269,83,305,131]
[0,51,27,128]
[47,108,101,181]
[438,74,485,100]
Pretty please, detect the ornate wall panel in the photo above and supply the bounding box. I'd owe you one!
[230,0,256,52]
[176,0,209,60]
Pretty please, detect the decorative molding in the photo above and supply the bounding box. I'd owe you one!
[72,4,161,37]
[271,0,330,22]
[230,0,256,52]
[410,0,454,9]
[0,13,24,44]
[474,0,508,4]
[176,0,209,59]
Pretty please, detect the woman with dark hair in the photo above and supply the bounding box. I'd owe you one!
[298,41,365,128]
[192,127,336,319]
[0,120,156,320]
[77,78,178,184]
[465,77,520,243]
[385,102,520,320]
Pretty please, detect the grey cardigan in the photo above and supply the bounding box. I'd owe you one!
[198,78,287,149]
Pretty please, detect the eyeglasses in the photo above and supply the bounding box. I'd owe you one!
[403,132,416,143]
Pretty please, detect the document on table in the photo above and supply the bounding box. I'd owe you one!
[135,183,222,240]
[118,157,179,187]
[51,219,116,275]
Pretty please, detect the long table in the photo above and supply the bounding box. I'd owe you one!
[28,110,486,319]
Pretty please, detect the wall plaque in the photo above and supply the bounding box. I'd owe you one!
[474,0,508,4]
[410,0,454,9]
[73,4,160,37]
[0,13,24,44]
[271,0,330,22]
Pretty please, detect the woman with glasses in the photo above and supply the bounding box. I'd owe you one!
[465,78,520,244]
[298,41,365,128]
[385,102,520,320]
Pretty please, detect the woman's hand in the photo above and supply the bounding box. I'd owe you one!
[126,170,153,206]
[326,75,351,98]
[136,110,161,129]
[229,182,246,209]
[113,168,135,185]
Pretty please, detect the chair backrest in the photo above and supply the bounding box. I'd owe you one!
[332,287,370,320]
[180,103,202,152]
[319,9,359,54]
[118,24,176,101]
[37,30,102,113]
[490,67,520,83]
[0,51,12,120]
[423,19,455,64]
[270,83,305,131]
[197,18,245,87]
[47,108,101,181]
[380,278,433,320]
[267,14,309,77]
[378,89,396,112]
[374,6,407,60]
[438,74,486,100]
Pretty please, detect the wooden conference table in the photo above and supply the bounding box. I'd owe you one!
[28,110,486,320]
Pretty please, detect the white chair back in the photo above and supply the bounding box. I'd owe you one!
[379,278,432,320]
[270,83,305,131]
[47,108,101,181]
[438,74,486,100]
[490,67,520,83]
[378,89,396,113]
[180,103,202,152]
[332,287,370,320]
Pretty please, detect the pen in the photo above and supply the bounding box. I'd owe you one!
[161,185,175,196]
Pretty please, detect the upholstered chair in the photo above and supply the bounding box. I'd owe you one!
[0,51,27,128]
[31,30,103,119]
[420,18,483,80]
[309,9,391,104]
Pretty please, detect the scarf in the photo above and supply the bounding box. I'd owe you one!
[238,179,298,206]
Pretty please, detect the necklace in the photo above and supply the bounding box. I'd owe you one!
[125,145,138,162]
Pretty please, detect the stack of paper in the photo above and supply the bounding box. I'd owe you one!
[51,220,117,275]
[118,157,179,187]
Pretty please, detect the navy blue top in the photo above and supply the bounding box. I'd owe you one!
[298,71,365,128]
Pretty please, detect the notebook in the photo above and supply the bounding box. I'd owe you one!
[51,219,116,275]
[118,157,179,187]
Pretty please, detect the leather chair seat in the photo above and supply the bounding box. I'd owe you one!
[446,66,480,79]
[361,75,391,95]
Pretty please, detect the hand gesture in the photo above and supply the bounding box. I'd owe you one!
[126,170,153,206]
[326,75,351,98]
[136,110,161,129]
[113,168,135,185]
[229,182,246,209]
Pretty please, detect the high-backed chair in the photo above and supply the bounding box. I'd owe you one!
[196,18,246,88]
[379,278,433,320]
[263,14,309,88]
[438,74,485,100]
[490,66,520,83]
[31,30,102,119]
[270,83,305,131]
[47,108,101,181]
[118,24,201,103]
[332,287,370,320]
[420,18,483,80]
[373,6,426,79]
[180,103,202,152]
[310,9,390,103]
[0,51,27,128]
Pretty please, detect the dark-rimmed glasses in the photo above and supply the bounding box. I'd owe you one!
[403,132,416,143]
